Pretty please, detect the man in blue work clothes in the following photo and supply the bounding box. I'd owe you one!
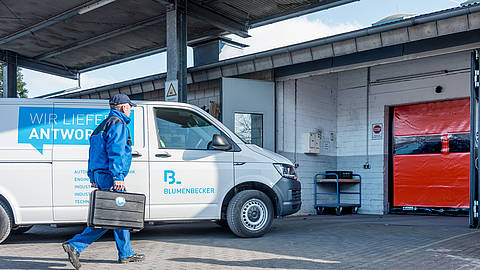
[62,94,144,269]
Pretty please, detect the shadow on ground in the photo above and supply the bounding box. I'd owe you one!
[0,256,116,269]
[1,215,475,270]
[169,257,339,269]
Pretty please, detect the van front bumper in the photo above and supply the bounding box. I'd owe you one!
[273,177,301,216]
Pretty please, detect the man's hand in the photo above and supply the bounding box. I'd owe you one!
[113,180,125,191]
[91,182,98,189]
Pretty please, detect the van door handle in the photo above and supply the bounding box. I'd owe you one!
[132,151,142,157]
[155,151,171,158]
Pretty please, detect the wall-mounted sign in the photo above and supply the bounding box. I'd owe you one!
[165,80,178,102]
[372,123,383,140]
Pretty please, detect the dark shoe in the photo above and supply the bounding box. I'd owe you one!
[62,242,81,270]
[118,253,145,264]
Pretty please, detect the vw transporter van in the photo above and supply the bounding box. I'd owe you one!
[0,98,301,243]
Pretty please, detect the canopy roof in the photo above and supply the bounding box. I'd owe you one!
[0,0,355,78]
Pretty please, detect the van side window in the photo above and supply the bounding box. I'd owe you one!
[153,107,223,150]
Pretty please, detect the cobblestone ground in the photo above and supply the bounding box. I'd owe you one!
[0,214,479,270]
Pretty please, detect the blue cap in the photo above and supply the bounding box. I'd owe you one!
[109,94,137,107]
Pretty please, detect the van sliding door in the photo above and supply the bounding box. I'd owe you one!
[52,102,149,221]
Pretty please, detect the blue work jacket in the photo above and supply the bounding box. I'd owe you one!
[87,109,132,186]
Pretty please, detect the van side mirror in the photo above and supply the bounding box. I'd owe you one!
[211,134,232,151]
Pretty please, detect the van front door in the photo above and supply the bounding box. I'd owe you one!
[148,106,234,220]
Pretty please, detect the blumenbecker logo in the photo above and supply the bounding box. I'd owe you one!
[164,170,181,184]
[163,170,215,195]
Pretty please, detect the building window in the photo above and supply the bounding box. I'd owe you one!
[234,113,263,147]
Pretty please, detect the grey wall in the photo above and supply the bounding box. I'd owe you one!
[276,74,338,214]
[276,50,472,215]
[336,51,471,214]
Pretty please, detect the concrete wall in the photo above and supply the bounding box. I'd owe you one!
[276,51,472,215]
[276,73,338,214]
[337,51,471,214]
[186,80,221,111]
[76,70,274,121]
[140,80,222,114]
[77,79,222,119]
[73,48,472,215]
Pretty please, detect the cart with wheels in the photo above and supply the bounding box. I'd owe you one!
[314,173,361,215]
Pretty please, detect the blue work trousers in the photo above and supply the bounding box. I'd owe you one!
[68,227,134,259]
[68,171,135,259]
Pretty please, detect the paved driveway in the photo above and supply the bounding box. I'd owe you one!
[0,214,479,269]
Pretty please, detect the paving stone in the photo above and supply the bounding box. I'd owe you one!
[0,215,477,270]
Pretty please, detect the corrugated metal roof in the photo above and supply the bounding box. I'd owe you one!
[0,0,355,77]
[46,2,480,99]
[210,0,317,24]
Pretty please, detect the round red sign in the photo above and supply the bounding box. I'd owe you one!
[373,125,382,134]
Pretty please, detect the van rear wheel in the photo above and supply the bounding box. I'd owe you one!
[226,190,273,238]
[0,200,13,244]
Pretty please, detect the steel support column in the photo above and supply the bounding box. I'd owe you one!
[3,52,17,98]
[166,0,187,102]
[470,49,480,228]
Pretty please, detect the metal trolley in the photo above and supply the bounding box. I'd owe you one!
[314,173,361,215]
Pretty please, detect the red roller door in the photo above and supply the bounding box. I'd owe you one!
[393,98,470,208]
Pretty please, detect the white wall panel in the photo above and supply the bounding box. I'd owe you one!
[276,51,472,215]
[276,73,338,213]
[336,51,471,214]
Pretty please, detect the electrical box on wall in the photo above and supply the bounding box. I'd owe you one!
[303,132,321,154]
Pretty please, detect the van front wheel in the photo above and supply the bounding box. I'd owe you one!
[0,200,13,244]
[227,190,273,238]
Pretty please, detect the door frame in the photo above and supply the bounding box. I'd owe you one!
[470,49,479,228]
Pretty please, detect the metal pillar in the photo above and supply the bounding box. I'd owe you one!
[166,0,187,103]
[470,49,480,228]
[3,51,17,98]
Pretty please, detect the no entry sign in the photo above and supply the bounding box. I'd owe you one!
[372,123,383,140]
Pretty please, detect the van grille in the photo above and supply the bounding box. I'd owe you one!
[292,189,301,201]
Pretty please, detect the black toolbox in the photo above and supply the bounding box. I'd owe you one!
[87,190,146,231]
[325,171,353,179]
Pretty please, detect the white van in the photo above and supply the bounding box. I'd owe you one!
[0,98,301,243]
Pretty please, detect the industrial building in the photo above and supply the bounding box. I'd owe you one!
[47,3,480,223]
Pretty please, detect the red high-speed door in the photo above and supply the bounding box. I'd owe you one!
[393,98,470,208]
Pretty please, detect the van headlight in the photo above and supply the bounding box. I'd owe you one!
[273,163,297,180]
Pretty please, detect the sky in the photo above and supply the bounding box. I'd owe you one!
[22,0,464,97]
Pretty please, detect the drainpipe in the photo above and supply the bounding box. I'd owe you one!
[364,67,371,169]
